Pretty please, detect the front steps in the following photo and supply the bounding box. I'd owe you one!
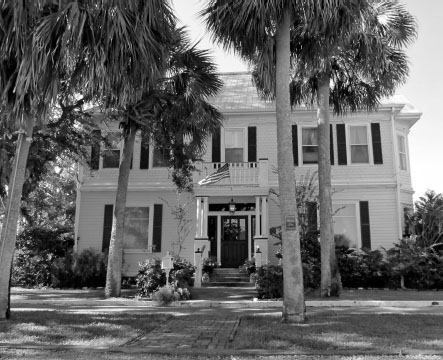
[202,268,254,287]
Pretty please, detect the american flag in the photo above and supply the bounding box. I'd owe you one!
[198,163,230,186]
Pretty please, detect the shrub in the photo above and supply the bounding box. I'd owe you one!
[137,257,195,299]
[202,256,218,274]
[255,265,283,299]
[152,286,179,306]
[12,226,73,287]
[240,258,256,275]
[51,248,107,288]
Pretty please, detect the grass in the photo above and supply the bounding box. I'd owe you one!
[0,311,169,347]
[233,312,443,351]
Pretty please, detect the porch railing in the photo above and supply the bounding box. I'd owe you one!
[194,161,267,186]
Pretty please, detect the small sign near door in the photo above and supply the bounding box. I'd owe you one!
[285,215,296,230]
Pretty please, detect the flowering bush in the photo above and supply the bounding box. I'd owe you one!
[137,257,195,299]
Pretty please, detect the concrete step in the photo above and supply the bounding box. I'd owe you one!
[202,281,254,288]
[203,268,253,287]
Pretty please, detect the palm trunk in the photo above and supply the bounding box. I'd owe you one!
[276,10,305,323]
[317,73,339,297]
[105,124,137,298]
[0,115,34,319]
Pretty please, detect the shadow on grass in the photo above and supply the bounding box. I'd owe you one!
[232,312,443,351]
[0,311,169,347]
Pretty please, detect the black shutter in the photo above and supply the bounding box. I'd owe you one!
[102,204,113,252]
[90,130,101,170]
[248,126,257,163]
[292,124,298,166]
[307,201,318,233]
[371,123,383,164]
[152,204,163,252]
[212,127,221,163]
[359,201,371,249]
[336,124,347,165]
[140,141,149,169]
[330,124,334,165]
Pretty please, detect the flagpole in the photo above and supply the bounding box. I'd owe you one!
[229,163,232,192]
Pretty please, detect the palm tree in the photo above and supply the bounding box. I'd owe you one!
[0,0,175,319]
[201,0,355,322]
[251,0,416,297]
[289,0,416,296]
[105,29,223,297]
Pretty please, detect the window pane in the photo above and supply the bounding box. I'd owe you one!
[399,153,407,170]
[350,126,367,144]
[225,129,244,148]
[302,128,318,145]
[225,148,243,163]
[397,135,406,152]
[303,146,318,164]
[351,145,369,163]
[103,149,120,168]
[153,146,169,167]
[333,204,358,248]
[102,133,121,168]
[124,207,149,249]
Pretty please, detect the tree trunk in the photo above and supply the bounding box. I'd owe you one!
[317,73,340,297]
[276,10,305,323]
[105,124,137,298]
[0,115,34,319]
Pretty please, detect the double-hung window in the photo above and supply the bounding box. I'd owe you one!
[333,203,359,248]
[224,128,245,163]
[153,145,169,168]
[398,135,407,171]
[302,127,318,164]
[102,132,121,168]
[123,207,150,249]
[349,125,369,164]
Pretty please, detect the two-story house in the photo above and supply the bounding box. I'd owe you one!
[74,72,421,276]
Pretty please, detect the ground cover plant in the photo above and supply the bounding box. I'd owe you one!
[0,311,169,347]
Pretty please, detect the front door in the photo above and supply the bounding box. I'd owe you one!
[221,216,248,268]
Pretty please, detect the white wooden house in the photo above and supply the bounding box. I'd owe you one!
[74,72,421,276]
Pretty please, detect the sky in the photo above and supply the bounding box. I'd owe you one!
[172,0,443,201]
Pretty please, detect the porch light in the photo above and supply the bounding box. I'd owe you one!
[297,203,306,216]
[229,198,236,214]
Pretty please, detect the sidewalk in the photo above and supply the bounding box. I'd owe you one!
[6,286,443,357]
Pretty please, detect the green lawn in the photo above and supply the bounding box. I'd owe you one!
[233,312,443,351]
[0,311,169,347]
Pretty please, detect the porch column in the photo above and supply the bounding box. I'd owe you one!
[202,197,209,238]
[261,196,268,237]
[194,196,210,261]
[255,196,261,237]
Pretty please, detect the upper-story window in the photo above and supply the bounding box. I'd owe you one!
[224,128,245,163]
[302,127,318,164]
[102,132,121,168]
[397,134,407,171]
[153,145,169,168]
[349,125,369,164]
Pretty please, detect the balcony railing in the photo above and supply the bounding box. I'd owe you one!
[194,160,268,186]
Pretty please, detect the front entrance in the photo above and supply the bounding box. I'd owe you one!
[221,216,248,268]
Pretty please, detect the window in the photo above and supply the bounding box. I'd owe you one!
[333,204,359,248]
[398,135,407,170]
[153,145,169,168]
[102,132,121,168]
[224,128,244,163]
[349,125,369,163]
[124,207,149,249]
[302,127,318,164]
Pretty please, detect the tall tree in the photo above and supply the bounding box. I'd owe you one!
[0,0,175,319]
[290,0,416,296]
[251,0,416,297]
[105,29,223,297]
